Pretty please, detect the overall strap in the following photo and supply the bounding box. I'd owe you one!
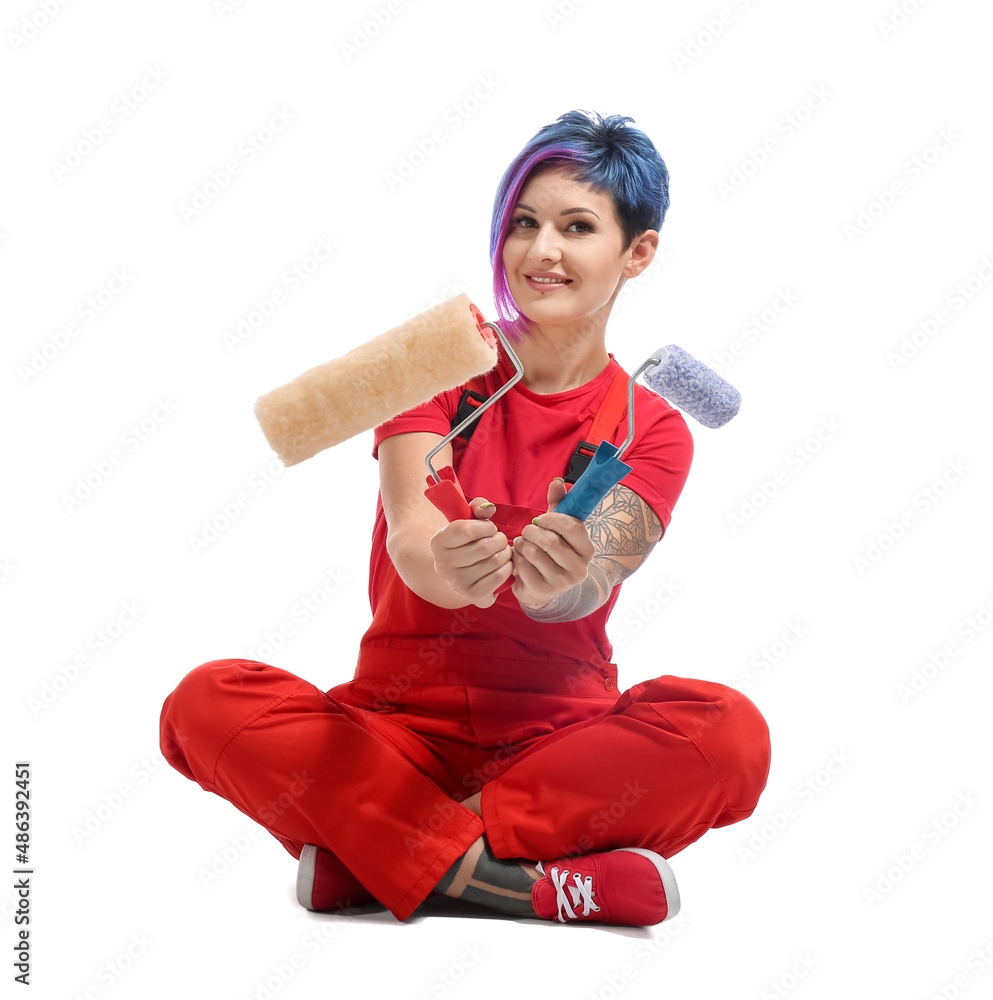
[449,365,631,483]
[450,376,490,443]
[563,366,629,483]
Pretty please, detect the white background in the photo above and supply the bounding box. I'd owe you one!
[3,0,992,997]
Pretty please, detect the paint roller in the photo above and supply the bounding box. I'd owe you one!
[419,333,740,595]
[253,293,500,467]
[422,341,742,525]
[549,344,742,521]
[254,293,740,584]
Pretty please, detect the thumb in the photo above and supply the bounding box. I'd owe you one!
[546,477,568,513]
[469,497,497,520]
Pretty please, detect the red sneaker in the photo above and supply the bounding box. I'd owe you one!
[296,844,375,913]
[531,847,680,926]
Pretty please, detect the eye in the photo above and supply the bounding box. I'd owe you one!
[510,216,594,233]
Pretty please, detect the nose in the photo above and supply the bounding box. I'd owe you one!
[527,222,562,263]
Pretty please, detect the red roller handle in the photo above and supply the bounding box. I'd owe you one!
[424,466,513,595]
[469,302,498,349]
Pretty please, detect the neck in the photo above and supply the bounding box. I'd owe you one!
[510,320,610,394]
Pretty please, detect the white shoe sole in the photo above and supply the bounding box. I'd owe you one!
[613,847,681,920]
[296,843,318,911]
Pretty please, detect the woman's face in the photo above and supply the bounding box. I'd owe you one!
[501,164,647,331]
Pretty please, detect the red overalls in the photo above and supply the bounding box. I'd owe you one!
[160,366,771,922]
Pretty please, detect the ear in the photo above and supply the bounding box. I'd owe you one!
[622,230,659,279]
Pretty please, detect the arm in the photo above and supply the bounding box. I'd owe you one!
[513,481,664,624]
[379,431,513,609]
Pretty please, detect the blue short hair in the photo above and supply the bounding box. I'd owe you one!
[489,110,670,340]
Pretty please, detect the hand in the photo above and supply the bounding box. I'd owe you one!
[429,497,513,609]
[511,478,596,610]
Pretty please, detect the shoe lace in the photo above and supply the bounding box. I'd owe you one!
[548,866,601,922]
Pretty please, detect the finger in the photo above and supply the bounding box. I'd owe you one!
[520,523,582,575]
[452,531,510,569]
[435,517,499,550]
[545,477,568,511]
[469,556,514,606]
[529,515,594,562]
[510,544,542,591]
[513,534,567,585]
[469,497,498,520]
[510,550,554,607]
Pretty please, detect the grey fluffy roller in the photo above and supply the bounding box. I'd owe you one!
[644,345,741,428]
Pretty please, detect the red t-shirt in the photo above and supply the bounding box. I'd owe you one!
[356,346,694,696]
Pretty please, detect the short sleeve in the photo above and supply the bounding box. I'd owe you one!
[371,387,462,460]
[617,395,694,533]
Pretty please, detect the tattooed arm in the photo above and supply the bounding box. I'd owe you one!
[511,480,664,624]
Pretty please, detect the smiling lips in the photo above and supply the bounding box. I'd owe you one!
[525,272,571,289]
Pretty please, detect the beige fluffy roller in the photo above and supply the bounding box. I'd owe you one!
[254,293,499,466]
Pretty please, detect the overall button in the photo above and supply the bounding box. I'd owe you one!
[604,676,615,691]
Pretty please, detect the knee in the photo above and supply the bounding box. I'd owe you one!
[158,658,276,777]
[632,674,771,820]
[696,682,771,822]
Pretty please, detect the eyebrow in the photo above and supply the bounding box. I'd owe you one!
[515,202,600,220]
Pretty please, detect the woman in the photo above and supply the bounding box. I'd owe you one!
[159,110,771,926]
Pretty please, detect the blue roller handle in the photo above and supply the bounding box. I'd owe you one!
[552,439,632,523]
